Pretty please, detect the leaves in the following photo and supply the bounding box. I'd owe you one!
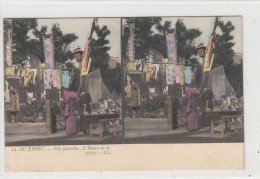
[176,19,202,62]
[213,21,243,97]
[11,19,38,64]
[89,25,121,93]
[11,19,78,64]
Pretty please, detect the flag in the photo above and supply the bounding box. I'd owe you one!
[81,18,97,76]
[39,63,46,80]
[127,75,131,97]
[145,64,156,82]
[24,69,33,87]
[166,64,175,85]
[128,24,135,61]
[127,62,137,70]
[81,58,92,76]
[204,17,220,72]
[162,58,168,77]
[43,36,54,68]
[166,30,177,64]
[184,66,192,84]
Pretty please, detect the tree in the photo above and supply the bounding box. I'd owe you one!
[122,17,162,61]
[31,24,78,63]
[11,19,38,65]
[89,25,121,93]
[122,18,202,63]
[175,19,202,64]
[213,21,243,97]
[212,21,235,70]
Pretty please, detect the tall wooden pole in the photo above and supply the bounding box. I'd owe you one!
[200,16,221,94]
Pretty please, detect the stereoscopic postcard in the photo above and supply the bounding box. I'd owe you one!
[3,15,244,172]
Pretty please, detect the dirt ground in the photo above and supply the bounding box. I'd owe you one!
[5,117,244,146]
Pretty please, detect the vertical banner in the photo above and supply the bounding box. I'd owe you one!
[127,75,131,97]
[81,57,92,76]
[145,64,156,82]
[180,65,184,96]
[43,36,55,68]
[166,64,175,85]
[166,30,177,64]
[184,66,192,84]
[204,17,220,72]
[127,24,135,61]
[4,20,13,66]
[81,18,97,76]
[162,58,168,77]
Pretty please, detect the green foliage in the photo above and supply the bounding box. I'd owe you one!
[89,26,121,93]
[11,19,38,65]
[10,19,78,65]
[122,17,162,61]
[89,26,110,71]
[30,100,45,113]
[213,21,243,97]
[212,21,235,70]
[146,95,167,112]
[32,24,78,63]
[175,19,202,63]
[122,18,201,63]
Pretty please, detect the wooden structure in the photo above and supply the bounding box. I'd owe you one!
[9,89,19,123]
[81,113,119,138]
[204,110,243,136]
[131,84,140,118]
[167,96,178,130]
[45,100,57,134]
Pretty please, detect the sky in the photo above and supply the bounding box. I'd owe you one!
[161,16,242,53]
[33,16,242,60]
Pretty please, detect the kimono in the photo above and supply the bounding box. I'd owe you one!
[184,87,199,131]
[63,91,77,135]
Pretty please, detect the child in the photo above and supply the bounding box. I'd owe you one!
[98,99,106,114]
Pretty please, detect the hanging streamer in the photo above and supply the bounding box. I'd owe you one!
[145,64,156,82]
[162,58,168,77]
[180,65,184,96]
[81,58,92,76]
[23,69,33,87]
[184,66,192,84]
[166,64,175,85]
[5,66,15,75]
[174,65,181,83]
[43,36,55,68]
[203,17,220,72]
[61,70,69,88]
[127,62,137,70]
[128,24,135,61]
[166,31,177,64]
[43,69,53,89]
[5,80,10,102]
[127,75,131,97]
[39,63,46,80]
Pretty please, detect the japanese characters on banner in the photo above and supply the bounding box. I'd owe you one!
[43,36,55,68]
[127,24,135,61]
[166,31,177,64]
